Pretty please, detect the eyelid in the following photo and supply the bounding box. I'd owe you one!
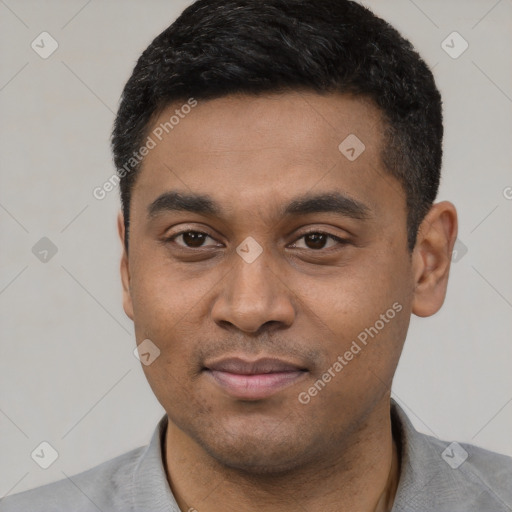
[289,229,350,248]
[294,227,348,239]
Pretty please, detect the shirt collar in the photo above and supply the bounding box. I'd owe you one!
[130,401,491,512]
[131,413,180,512]
[389,400,458,511]
[389,399,501,511]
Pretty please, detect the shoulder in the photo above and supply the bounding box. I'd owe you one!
[0,446,145,512]
[424,433,512,505]
[391,402,512,512]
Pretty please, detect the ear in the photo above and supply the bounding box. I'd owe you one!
[117,211,134,321]
[411,201,458,317]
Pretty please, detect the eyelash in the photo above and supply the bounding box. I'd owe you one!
[165,229,349,251]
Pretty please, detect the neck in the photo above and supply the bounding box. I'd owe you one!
[164,398,400,512]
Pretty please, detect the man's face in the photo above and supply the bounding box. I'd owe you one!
[121,92,415,472]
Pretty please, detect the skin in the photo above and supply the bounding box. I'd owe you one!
[117,91,458,512]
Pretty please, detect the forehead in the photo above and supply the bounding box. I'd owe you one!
[132,91,400,222]
[145,91,383,160]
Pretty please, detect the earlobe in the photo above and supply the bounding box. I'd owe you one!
[411,201,458,317]
[117,211,134,321]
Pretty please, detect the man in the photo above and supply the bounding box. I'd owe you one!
[2,0,511,511]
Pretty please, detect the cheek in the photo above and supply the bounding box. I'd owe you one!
[128,257,224,387]
[302,251,410,372]
[304,264,398,332]
[128,261,211,412]
[129,255,214,334]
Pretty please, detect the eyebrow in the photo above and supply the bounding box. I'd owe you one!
[147,191,371,221]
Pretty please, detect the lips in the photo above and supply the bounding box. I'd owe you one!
[204,357,308,400]
[207,357,306,374]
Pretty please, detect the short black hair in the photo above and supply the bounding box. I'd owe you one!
[111,0,442,252]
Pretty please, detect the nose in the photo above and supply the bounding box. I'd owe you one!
[211,249,296,334]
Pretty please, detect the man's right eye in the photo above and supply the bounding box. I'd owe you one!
[166,230,221,249]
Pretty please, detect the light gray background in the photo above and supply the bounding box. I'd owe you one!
[1,0,511,498]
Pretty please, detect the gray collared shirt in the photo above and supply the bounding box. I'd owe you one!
[1,401,511,511]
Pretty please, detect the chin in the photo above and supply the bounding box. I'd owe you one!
[188,415,317,475]
[203,442,312,475]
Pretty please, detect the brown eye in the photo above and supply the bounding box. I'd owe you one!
[292,232,348,251]
[172,231,218,248]
[304,233,328,249]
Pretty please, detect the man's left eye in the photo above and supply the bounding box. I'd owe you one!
[291,232,348,250]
